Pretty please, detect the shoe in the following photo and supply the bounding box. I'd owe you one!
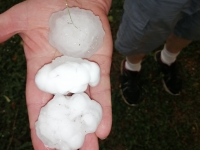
[155,51,182,95]
[119,60,142,106]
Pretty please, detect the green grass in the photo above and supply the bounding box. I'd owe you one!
[1,0,200,150]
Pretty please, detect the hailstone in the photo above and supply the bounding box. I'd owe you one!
[35,93,102,150]
[35,56,100,95]
[49,7,105,58]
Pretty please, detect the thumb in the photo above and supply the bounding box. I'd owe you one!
[0,2,27,43]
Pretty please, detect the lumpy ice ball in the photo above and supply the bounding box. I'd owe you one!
[35,93,102,150]
[49,7,105,58]
[35,56,100,95]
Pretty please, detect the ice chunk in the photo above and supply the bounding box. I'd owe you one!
[35,56,100,95]
[49,7,105,58]
[35,93,102,150]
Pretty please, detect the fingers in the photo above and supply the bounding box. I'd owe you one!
[26,79,53,129]
[89,54,112,139]
[80,133,99,150]
[96,104,112,139]
[25,55,55,150]
[31,128,50,150]
[89,73,112,139]
[0,2,27,43]
[87,15,113,140]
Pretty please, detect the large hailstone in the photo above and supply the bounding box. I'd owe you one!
[35,93,102,150]
[35,56,100,95]
[49,7,105,58]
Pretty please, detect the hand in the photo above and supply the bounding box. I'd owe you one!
[0,0,112,149]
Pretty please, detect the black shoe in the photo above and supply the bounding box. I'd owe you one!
[155,51,182,95]
[120,60,142,106]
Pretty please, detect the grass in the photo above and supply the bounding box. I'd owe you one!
[0,0,200,150]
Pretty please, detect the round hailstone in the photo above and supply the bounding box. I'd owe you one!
[35,56,100,95]
[35,93,102,150]
[49,7,105,58]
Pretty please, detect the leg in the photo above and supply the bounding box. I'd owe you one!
[166,33,192,54]
[160,33,192,66]
[156,9,200,95]
[126,54,146,64]
[124,54,145,72]
[155,33,191,95]
[115,0,189,105]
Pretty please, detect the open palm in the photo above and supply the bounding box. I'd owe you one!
[0,0,112,149]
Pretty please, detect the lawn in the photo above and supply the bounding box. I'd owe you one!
[0,0,200,150]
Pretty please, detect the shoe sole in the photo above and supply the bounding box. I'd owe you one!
[120,60,138,106]
[154,51,180,96]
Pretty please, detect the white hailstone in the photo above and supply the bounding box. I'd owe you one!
[35,56,100,95]
[49,7,105,58]
[35,93,102,150]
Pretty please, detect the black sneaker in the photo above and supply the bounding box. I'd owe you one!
[155,51,182,95]
[119,60,142,106]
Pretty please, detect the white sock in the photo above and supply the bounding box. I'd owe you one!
[125,58,141,72]
[161,45,180,66]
